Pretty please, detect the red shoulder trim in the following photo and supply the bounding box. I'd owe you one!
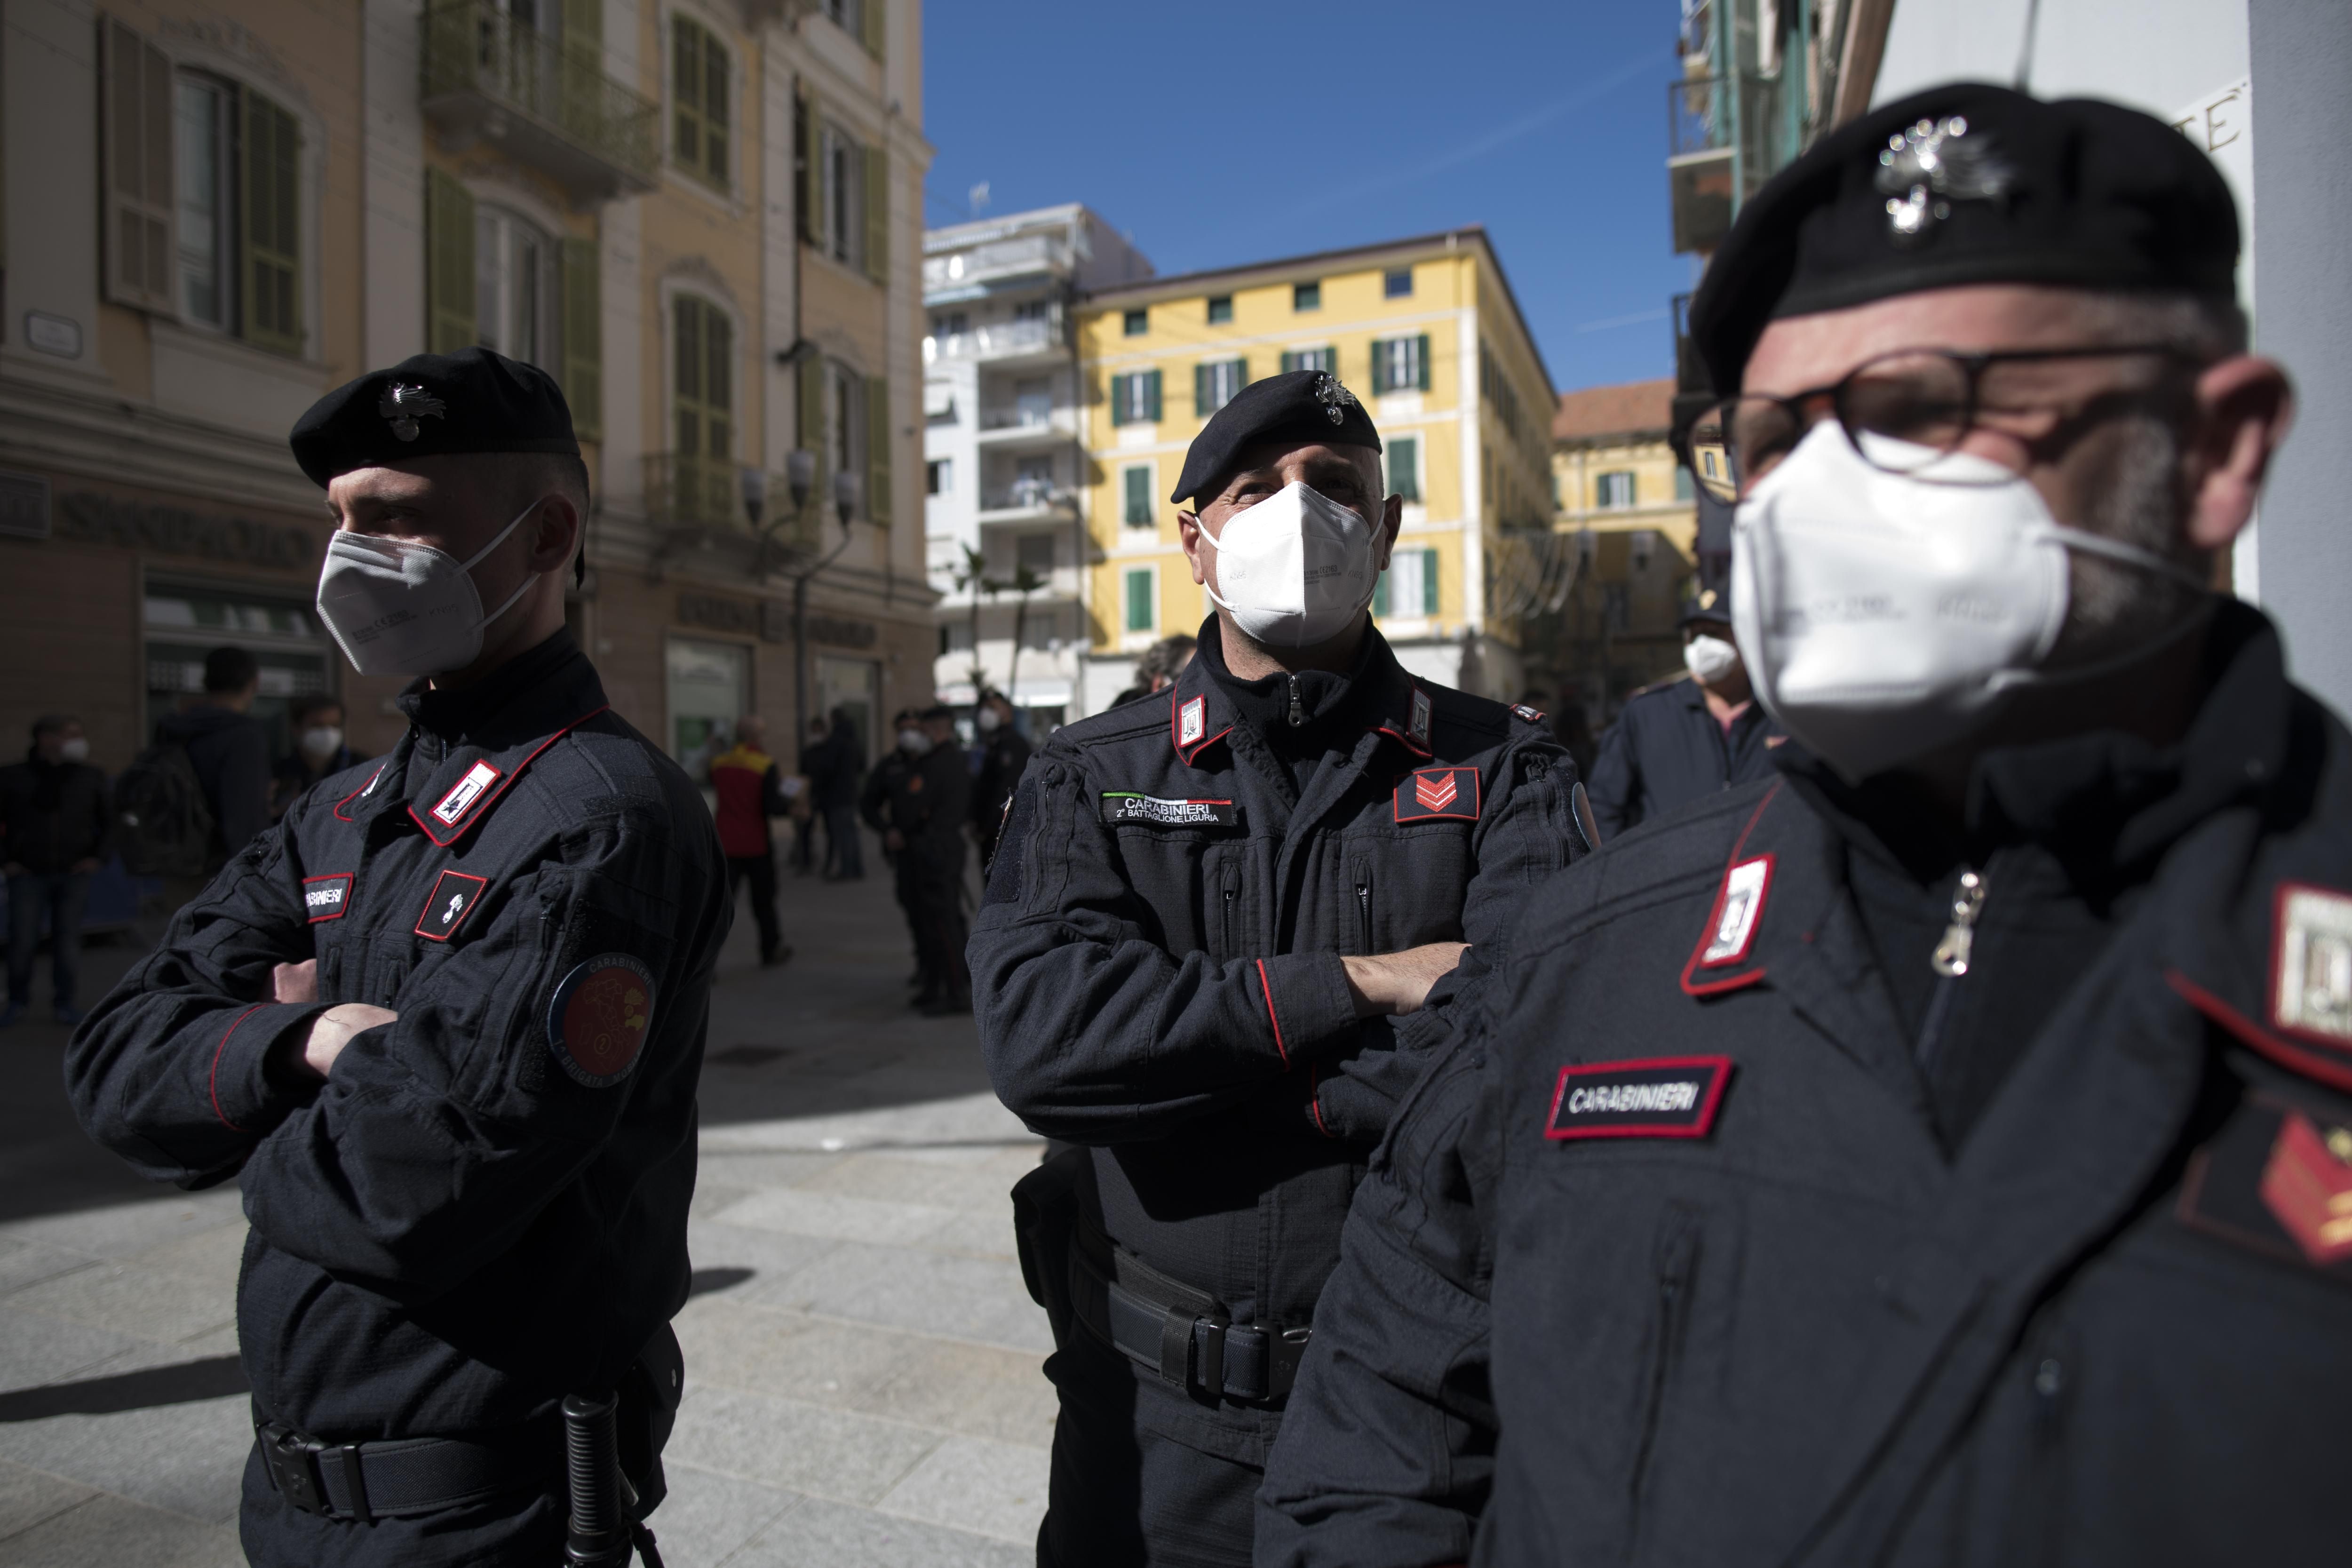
[1257,957,1290,1066]
[405,706,610,848]
[209,1004,268,1131]
[331,763,390,822]
[1678,783,1782,998]
[2168,969,2352,1095]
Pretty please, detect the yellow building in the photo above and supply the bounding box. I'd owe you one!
[1,0,932,780]
[1070,228,1556,715]
[1542,377,1700,719]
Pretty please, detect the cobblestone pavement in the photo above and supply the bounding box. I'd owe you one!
[0,845,1051,1565]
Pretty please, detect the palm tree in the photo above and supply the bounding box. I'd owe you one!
[948,544,990,690]
[1002,564,1046,703]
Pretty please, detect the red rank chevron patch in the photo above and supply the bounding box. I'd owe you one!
[1394,766,1480,823]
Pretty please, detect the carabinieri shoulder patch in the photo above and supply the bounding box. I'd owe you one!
[1101,793,1240,828]
[547,953,656,1087]
[2272,882,2352,1053]
[1546,1056,1735,1141]
[1395,766,1480,823]
[430,760,502,827]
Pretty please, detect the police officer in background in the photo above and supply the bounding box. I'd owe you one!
[68,348,729,1567]
[1584,587,1782,838]
[970,690,1033,868]
[971,370,1583,1565]
[1260,85,2343,1566]
[863,706,972,1013]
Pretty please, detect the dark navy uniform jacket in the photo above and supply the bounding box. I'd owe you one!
[67,631,729,1568]
[1585,676,1779,839]
[1259,605,2352,1567]
[972,626,1580,1467]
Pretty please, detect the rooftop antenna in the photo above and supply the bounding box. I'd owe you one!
[969,181,991,218]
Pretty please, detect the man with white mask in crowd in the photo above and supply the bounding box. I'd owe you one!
[970,368,1589,1565]
[68,347,727,1567]
[1585,587,1783,838]
[1258,84,2345,1568]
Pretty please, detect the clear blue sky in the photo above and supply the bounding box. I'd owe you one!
[919,0,1696,398]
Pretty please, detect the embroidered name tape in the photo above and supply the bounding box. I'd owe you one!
[1546,1056,1734,1141]
[303,873,353,923]
[431,761,502,827]
[415,869,488,941]
[1394,766,1480,823]
[2273,882,2352,1051]
[1101,793,1240,828]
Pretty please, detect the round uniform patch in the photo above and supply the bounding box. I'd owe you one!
[546,954,656,1087]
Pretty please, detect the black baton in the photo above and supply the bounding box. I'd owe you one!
[561,1392,635,1568]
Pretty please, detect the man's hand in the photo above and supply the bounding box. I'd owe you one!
[288,1004,399,1082]
[1342,942,1470,1019]
[272,960,318,1004]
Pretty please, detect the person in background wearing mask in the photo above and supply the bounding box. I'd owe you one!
[68,348,727,1568]
[0,715,111,1027]
[969,690,1033,868]
[710,714,794,968]
[270,694,366,820]
[807,707,866,882]
[902,705,974,1016]
[158,645,272,876]
[1259,85,2344,1567]
[970,370,1587,1566]
[1583,588,1781,839]
[862,708,932,995]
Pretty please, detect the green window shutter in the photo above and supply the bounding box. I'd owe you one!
[795,94,815,243]
[1194,363,1209,420]
[1390,436,1419,502]
[704,29,730,185]
[1126,570,1152,632]
[561,237,602,440]
[1108,374,1127,424]
[1422,549,1439,615]
[862,0,886,59]
[1372,570,1389,619]
[798,349,826,518]
[672,18,701,172]
[863,141,888,282]
[562,0,602,51]
[867,374,891,524]
[1369,338,1390,394]
[1415,333,1432,391]
[1280,350,1299,374]
[1233,357,1248,392]
[240,92,302,353]
[102,19,176,312]
[1124,466,1150,524]
[426,169,477,354]
[1143,370,1161,422]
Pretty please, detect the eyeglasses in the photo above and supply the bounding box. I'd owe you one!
[1682,344,2200,503]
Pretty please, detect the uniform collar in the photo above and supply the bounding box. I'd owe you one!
[1171,617,1431,765]
[397,629,605,748]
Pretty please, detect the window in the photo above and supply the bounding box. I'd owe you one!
[1196,358,1246,417]
[173,77,230,326]
[1122,465,1154,527]
[1110,370,1161,426]
[1293,280,1320,311]
[1371,334,1431,394]
[1383,267,1414,298]
[671,16,730,190]
[475,207,557,366]
[1372,548,1439,620]
[1122,308,1148,336]
[828,359,866,502]
[1206,294,1233,325]
[1014,299,1050,324]
[931,310,967,338]
[242,95,301,351]
[672,294,733,518]
[1010,454,1053,508]
[824,0,885,58]
[821,123,862,266]
[1596,470,1636,509]
[1124,569,1155,633]
[927,458,950,496]
[1017,533,1055,575]
[1279,347,1335,375]
[1386,436,1421,503]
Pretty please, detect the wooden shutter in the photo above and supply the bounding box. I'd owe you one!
[426,169,477,353]
[1124,466,1148,524]
[1108,374,1128,424]
[1415,333,1432,391]
[1126,570,1152,632]
[1369,338,1390,394]
[1421,549,1439,615]
[863,140,888,283]
[561,237,602,440]
[671,18,701,172]
[1280,351,1299,374]
[102,19,175,313]
[862,0,886,61]
[241,92,302,353]
[794,93,815,244]
[866,374,891,524]
[1390,436,1418,502]
[1143,370,1161,422]
[1194,364,1209,420]
[798,349,826,517]
[562,0,602,54]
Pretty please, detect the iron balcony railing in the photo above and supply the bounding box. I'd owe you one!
[979,478,1061,513]
[1667,72,1793,196]
[420,0,658,199]
[922,235,1074,291]
[923,317,1064,364]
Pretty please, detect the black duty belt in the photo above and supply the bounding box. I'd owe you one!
[254,1417,558,1522]
[1067,1236,1311,1405]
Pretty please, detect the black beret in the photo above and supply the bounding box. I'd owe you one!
[1678,585,1733,629]
[290,346,580,487]
[1171,369,1381,505]
[1690,83,2240,394]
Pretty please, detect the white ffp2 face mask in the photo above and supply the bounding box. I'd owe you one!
[1198,481,1380,649]
[1732,423,2202,782]
[314,502,541,678]
[1685,633,1742,685]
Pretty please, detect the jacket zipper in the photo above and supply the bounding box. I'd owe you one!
[1930,868,1986,976]
[1286,672,1305,728]
[1628,1210,1700,1532]
[1355,877,1373,953]
[1220,872,1239,956]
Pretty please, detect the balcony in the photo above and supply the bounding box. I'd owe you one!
[922,234,1074,294]
[420,0,658,203]
[977,477,1064,521]
[642,454,821,573]
[923,317,1065,366]
[1665,72,1795,253]
[975,406,1074,447]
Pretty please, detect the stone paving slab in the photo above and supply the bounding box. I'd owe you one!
[0,845,1051,1563]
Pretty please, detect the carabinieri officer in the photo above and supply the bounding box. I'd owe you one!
[68,348,730,1567]
[971,369,1586,1565]
[1259,84,2343,1566]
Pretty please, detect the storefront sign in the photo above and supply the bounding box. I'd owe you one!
[0,471,51,540]
[56,491,315,568]
[807,614,877,649]
[676,591,761,637]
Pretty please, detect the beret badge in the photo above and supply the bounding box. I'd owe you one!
[1874,116,2013,247]
[1311,372,1359,428]
[378,382,448,442]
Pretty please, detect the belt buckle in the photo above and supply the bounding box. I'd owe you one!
[1262,1323,1312,1398]
[256,1421,330,1516]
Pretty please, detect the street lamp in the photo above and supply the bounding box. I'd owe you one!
[795,469,864,748]
[785,449,815,513]
[739,466,767,529]
[832,470,861,534]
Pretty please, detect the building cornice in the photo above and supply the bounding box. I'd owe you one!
[0,367,319,515]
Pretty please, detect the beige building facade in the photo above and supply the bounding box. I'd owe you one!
[1,0,933,784]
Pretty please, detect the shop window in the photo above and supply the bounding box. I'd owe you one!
[666,636,748,774]
[143,586,332,759]
[671,15,731,191]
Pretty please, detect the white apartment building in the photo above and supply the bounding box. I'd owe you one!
[923,204,1149,725]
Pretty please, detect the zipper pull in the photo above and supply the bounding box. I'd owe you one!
[1287,672,1305,728]
[1930,868,1986,977]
